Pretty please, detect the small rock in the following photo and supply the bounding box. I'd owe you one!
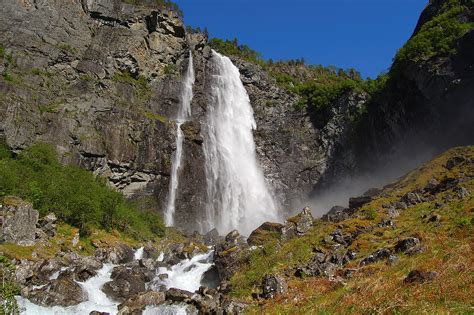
[387,206,400,218]
[456,187,469,199]
[404,270,438,284]
[401,192,422,206]
[261,274,288,299]
[428,213,441,222]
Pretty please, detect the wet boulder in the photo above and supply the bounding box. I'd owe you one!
[74,256,103,282]
[203,228,223,246]
[165,288,195,303]
[261,274,288,299]
[102,266,146,301]
[248,222,283,246]
[95,244,135,264]
[0,196,39,246]
[118,291,165,314]
[25,272,85,307]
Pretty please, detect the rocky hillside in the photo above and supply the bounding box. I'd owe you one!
[220,145,474,314]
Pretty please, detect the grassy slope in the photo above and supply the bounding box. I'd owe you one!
[230,146,474,314]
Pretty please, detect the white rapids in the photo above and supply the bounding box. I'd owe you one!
[16,263,118,315]
[17,248,213,315]
[164,51,195,227]
[201,50,281,235]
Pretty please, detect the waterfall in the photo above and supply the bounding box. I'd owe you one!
[164,51,195,226]
[202,50,280,235]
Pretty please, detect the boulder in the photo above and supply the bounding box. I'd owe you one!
[401,192,422,206]
[102,266,146,301]
[203,228,222,246]
[261,274,288,299]
[0,196,39,246]
[360,248,391,266]
[404,270,438,284]
[25,272,85,307]
[95,244,135,264]
[322,205,352,223]
[118,291,165,314]
[74,256,103,282]
[445,156,466,170]
[282,207,314,239]
[37,212,57,237]
[296,251,337,278]
[247,222,283,246]
[394,237,420,253]
[349,195,373,209]
[165,288,194,302]
[214,230,248,281]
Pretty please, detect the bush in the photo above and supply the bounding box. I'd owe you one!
[0,142,165,239]
[209,38,264,65]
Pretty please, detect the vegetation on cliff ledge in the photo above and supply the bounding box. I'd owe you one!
[0,142,165,239]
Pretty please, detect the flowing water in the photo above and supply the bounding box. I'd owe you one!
[151,251,214,292]
[17,248,213,315]
[201,50,280,235]
[164,51,195,226]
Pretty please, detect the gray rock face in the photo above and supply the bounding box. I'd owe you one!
[0,197,39,246]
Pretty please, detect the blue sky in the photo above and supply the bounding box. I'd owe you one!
[174,0,427,78]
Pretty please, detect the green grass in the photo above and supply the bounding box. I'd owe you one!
[0,142,165,240]
[0,256,20,314]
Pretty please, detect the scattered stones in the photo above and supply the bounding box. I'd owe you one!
[404,270,438,284]
[261,274,288,299]
[0,196,39,246]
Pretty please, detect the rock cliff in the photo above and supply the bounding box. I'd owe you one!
[0,0,472,233]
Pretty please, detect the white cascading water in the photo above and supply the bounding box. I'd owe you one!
[202,50,280,235]
[164,51,195,226]
[16,248,212,315]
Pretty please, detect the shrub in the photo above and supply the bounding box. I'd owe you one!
[0,142,165,239]
[209,38,264,66]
